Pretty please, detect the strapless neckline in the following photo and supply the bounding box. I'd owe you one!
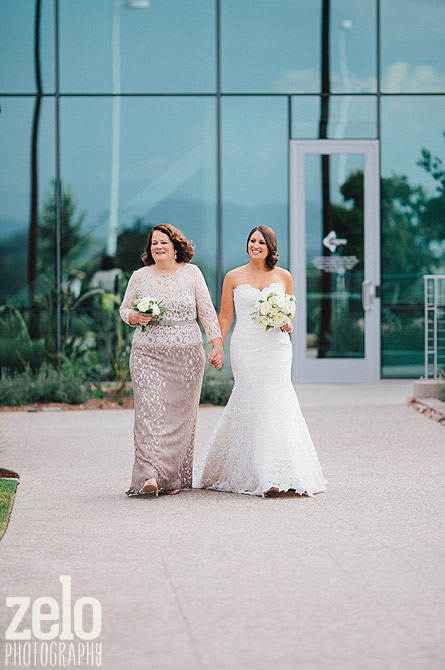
[233,282,285,293]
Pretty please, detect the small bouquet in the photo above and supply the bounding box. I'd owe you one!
[132,296,166,332]
[251,289,296,332]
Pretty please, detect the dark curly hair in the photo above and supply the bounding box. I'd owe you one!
[246,225,279,269]
[142,223,194,266]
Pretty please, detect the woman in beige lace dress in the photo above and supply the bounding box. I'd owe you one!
[120,224,223,497]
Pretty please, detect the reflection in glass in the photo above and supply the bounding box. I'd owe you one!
[60,96,217,298]
[381,96,445,376]
[60,0,216,93]
[221,0,376,93]
[382,306,425,377]
[305,154,365,359]
[330,3,377,93]
[292,96,377,139]
[0,98,55,304]
[0,97,55,365]
[221,0,320,92]
[382,0,445,92]
[221,97,288,275]
[0,0,54,93]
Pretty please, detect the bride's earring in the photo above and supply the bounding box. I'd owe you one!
[174,251,178,260]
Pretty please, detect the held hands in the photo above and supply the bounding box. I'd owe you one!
[207,343,224,370]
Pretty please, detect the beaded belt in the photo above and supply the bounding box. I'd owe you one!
[146,319,197,327]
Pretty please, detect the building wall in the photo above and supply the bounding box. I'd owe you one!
[0,0,444,377]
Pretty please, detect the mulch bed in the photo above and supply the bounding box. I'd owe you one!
[0,468,19,479]
[0,398,216,412]
[0,395,135,412]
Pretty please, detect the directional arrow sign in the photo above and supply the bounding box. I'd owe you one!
[322,230,347,253]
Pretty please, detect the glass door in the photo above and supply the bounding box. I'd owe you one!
[290,140,380,382]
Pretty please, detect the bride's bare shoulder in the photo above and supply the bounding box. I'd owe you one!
[274,267,293,291]
[275,267,292,280]
[224,266,249,286]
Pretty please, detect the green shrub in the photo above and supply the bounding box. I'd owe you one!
[0,479,18,541]
[200,366,234,406]
[88,383,108,400]
[0,337,47,373]
[0,362,87,406]
[440,385,445,403]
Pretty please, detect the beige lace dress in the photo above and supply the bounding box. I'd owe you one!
[120,263,221,495]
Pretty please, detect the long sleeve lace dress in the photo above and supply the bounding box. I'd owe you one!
[120,263,221,495]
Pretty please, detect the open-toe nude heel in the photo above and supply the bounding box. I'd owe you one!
[142,478,158,497]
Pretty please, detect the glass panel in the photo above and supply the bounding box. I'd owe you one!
[0,0,55,93]
[305,153,365,359]
[382,306,425,378]
[292,95,377,139]
[0,97,55,304]
[382,0,445,92]
[221,97,288,275]
[60,96,217,298]
[0,96,55,368]
[330,0,377,93]
[291,97,320,139]
[381,95,445,377]
[60,0,215,93]
[222,1,376,94]
[221,0,320,92]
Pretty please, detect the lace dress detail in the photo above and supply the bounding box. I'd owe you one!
[120,263,221,495]
[119,263,221,345]
[194,283,327,497]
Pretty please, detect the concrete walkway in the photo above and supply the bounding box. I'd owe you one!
[0,382,444,670]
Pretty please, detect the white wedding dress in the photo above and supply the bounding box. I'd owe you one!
[194,282,327,497]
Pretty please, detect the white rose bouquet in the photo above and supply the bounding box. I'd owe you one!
[131,296,166,332]
[251,289,296,332]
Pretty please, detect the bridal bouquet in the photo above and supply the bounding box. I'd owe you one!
[132,296,166,332]
[251,289,296,332]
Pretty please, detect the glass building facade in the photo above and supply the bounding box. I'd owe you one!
[1,0,444,380]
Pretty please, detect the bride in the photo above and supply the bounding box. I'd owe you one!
[195,225,327,497]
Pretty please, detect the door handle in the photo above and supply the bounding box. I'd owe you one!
[362,280,374,312]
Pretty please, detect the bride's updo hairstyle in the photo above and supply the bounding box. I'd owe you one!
[246,225,279,269]
[142,223,194,265]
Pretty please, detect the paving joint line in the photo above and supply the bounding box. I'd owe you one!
[311,496,445,594]
[160,554,207,670]
[322,547,441,663]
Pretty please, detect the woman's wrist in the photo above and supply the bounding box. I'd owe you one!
[129,310,139,326]
[210,338,223,350]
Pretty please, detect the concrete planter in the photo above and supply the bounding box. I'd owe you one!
[413,379,445,400]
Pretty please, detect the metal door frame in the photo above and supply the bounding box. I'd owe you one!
[290,139,380,382]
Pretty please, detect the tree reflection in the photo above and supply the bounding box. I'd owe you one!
[39,181,91,277]
[330,141,444,305]
[308,137,445,359]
